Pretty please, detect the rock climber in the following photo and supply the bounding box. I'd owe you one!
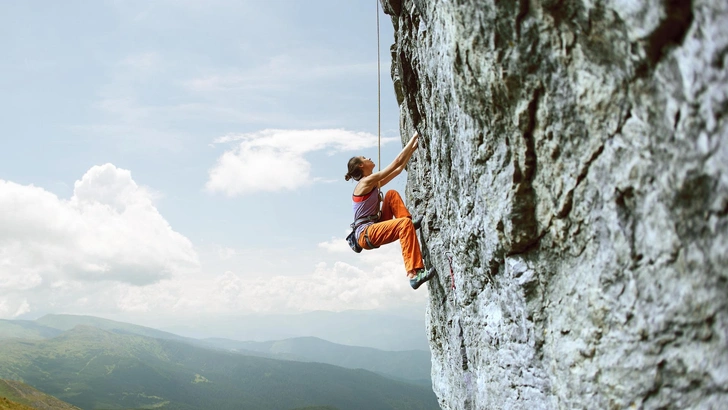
[344,131,437,290]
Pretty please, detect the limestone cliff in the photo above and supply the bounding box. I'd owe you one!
[382,0,728,408]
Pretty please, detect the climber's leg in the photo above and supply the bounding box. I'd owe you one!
[358,217,424,274]
[380,190,422,229]
[380,190,412,221]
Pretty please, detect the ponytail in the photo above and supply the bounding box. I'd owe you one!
[345,157,364,181]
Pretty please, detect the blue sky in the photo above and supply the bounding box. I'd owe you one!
[0,1,428,324]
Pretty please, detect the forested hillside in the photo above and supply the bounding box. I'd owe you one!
[0,380,79,410]
[0,326,438,410]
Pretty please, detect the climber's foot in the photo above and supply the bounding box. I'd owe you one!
[410,267,436,290]
[412,217,422,230]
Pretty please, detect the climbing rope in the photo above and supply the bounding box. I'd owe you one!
[376,0,381,172]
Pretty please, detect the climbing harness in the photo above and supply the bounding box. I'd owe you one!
[362,226,380,250]
[346,214,381,253]
[346,190,384,253]
[351,214,381,228]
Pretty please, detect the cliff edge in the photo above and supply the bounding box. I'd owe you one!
[382,0,728,408]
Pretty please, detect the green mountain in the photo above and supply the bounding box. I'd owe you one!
[0,326,439,410]
[0,396,34,410]
[0,379,80,409]
[0,315,188,345]
[2,315,432,385]
[34,314,189,342]
[0,320,61,341]
[203,337,432,385]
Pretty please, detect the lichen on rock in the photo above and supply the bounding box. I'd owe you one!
[382,0,728,408]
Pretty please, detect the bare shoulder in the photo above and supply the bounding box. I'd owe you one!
[353,176,377,196]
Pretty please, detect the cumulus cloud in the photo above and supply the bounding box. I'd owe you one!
[0,164,424,319]
[0,298,31,319]
[206,128,397,196]
[187,240,427,313]
[0,240,426,320]
[0,164,199,295]
[318,236,352,254]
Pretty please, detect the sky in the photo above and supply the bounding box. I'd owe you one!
[0,0,429,327]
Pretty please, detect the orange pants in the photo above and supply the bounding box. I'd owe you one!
[358,190,424,274]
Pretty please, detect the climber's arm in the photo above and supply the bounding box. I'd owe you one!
[358,132,419,191]
[379,163,407,187]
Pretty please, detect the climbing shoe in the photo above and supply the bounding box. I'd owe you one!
[413,217,422,230]
[410,267,437,290]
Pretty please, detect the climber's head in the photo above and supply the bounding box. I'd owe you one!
[344,156,374,181]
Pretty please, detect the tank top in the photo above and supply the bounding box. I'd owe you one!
[352,186,380,238]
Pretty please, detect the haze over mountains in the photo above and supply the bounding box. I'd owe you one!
[11,308,429,352]
[156,309,430,351]
[0,314,437,410]
[204,337,432,385]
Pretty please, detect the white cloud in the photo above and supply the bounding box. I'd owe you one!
[206,128,397,196]
[0,237,427,320]
[0,300,9,318]
[318,236,352,254]
[13,300,31,317]
[168,241,427,314]
[0,164,199,291]
[0,297,30,319]
[0,165,426,320]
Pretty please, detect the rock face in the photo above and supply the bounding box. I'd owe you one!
[382,0,728,408]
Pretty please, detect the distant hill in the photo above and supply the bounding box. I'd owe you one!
[35,314,190,342]
[6,310,430,352]
[160,310,430,351]
[204,336,432,385]
[0,320,61,341]
[0,315,189,344]
[0,379,79,409]
[0,326,439,410]
[2,315,432,385]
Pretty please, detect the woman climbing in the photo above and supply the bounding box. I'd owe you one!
[344,131,437,290]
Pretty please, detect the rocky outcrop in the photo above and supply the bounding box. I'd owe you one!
[382,0,728,408]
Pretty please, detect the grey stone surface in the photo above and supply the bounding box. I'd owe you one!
[382,0,728,408]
